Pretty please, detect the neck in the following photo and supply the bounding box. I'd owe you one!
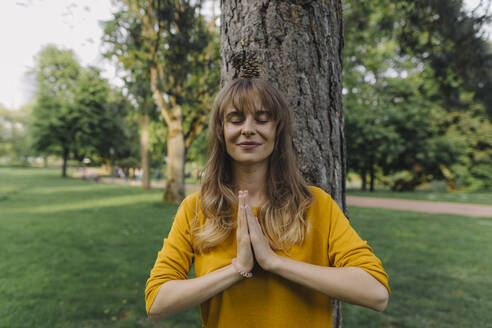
[231,161,268,207]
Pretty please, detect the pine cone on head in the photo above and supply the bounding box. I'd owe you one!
[232,51,260,79]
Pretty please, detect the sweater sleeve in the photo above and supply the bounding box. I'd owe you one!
[144,194,197,314]
[322,192,391,295]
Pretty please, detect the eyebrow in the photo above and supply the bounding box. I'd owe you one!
[225,109,271,119]
[225,111,242,119]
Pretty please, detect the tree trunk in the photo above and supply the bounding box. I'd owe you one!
[62,147,69,178]
[140,113,151,191]
[361,168,367,191]
[163,120,185,204]
[369,158,375,192]
[220,1,345,327]
[150,64,185,203]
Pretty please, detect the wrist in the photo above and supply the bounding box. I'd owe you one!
[264,253,283,273]
[232,258,253,278]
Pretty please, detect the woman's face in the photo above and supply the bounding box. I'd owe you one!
[223,102,276,167]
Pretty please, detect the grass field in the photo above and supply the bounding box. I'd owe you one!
[0,167,200,327]
[347,189,492,206]
[1,167,491,327]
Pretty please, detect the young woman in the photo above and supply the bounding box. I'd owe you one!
[145,78,390,327]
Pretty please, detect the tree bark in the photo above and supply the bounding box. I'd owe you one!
[61,147,69,178]
[369,157,375,192]
[220,1,345,326]
[150,63,185,203]
[361,168,367,191]
[140,113,151,191]
[163,119,185,204]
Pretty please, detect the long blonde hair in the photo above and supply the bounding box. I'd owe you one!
[193,78,312,253]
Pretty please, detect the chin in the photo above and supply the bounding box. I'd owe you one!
[232,156,269,165]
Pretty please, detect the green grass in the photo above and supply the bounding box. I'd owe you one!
[1,167,491,327]
[347,189,492,206]
[343,206,492,328]
[0,167,200,328]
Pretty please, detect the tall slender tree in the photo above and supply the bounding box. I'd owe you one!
[220,1,345,326]
[103,0,219,202]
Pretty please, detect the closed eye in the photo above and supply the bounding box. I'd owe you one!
[226,112,244,124]
[255,110,272,123]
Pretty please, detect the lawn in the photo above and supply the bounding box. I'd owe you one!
[347,189,492,206]
[342,206,492,328]
[0,167,200,328]
[1,167,491,327]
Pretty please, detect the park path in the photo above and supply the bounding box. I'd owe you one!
[97,178,491,218]
[347,196,492,218]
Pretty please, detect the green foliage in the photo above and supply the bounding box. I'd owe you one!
[148,117,167,168]
[186,127,208,165]
[0,103,33,164]
[84,83,141,166]
[102,0,220,156]
[101,2,159,119]
[394,0,492,117]
[30,45,139,174]
[70,67,112,160]
[31,45,82,159]
[343,0,491,191]
[438,105,492,190]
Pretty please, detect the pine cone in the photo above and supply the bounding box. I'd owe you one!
[232,51,260,79]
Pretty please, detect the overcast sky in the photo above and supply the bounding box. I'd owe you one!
[0,0,489,110]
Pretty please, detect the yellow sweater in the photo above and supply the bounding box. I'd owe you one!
[145,186,390,327]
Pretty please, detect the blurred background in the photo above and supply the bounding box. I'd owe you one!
[1,0,491,327]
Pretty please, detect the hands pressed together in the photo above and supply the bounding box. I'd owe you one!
[234,190,279,275]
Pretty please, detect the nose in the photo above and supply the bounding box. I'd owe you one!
[241,117,255,136]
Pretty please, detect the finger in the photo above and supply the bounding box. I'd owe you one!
[245,204,255,219]
[243,191,256,224]
[237,191,244,233]
[243,190,252,215]
[242,203,250,234]
[243,191,251,233]
[238,191,250,238]
[247,215,260,236]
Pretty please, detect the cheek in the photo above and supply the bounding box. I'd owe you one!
[223,126,238,155]
[224,125,241,141]
[262,125,277,143]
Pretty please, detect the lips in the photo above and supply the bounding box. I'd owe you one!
[238,141,260,149]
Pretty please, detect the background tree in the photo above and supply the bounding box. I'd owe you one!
[0,103,33,164]
[343,0,491,191]
[86,85,141,172]
[220,1,345,326]
[102,11,158,190]
[103,0,219,202]
[31,45,132,177]
[31,45,82,177]
[394,0,492,117]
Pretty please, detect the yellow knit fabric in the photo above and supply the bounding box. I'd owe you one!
[145,186,390,327]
